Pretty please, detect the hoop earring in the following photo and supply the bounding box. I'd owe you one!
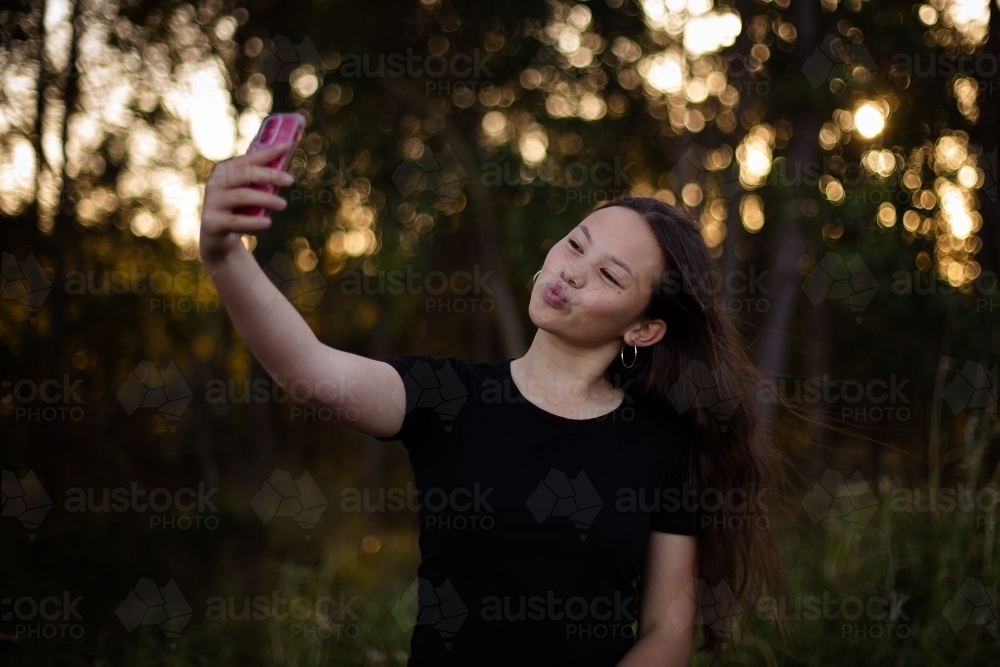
[620,342,638,369]
[532,270,541,284]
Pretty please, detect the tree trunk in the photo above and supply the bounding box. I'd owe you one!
[29,0,48,227]
[381,78,526,358]
[44,0,82,489]
[754,0,822,438]
[720,0,756,277]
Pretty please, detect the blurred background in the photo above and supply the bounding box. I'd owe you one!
[1,0,997,664]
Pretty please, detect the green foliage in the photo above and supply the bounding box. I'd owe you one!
[1,0,997,664]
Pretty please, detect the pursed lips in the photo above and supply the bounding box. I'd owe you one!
[542,281,567,307]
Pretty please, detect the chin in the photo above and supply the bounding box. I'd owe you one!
[526,297,549,328]
[528,303,582,343]
[527,297,562,330]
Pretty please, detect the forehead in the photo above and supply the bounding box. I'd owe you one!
[575,206,665,274]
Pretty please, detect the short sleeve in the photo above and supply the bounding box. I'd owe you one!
[649,417,701,536]
[373,354,473,447]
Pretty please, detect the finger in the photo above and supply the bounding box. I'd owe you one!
[217,187,287,211]
[211,164,294,189]
[204,211,273,233]
[232,214,273,231]
[240,142,294,164]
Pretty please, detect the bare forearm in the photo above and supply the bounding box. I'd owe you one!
[194,141,404,434]
[204,243,322,392]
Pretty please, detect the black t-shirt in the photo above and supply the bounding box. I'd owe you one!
[374,354,699,666]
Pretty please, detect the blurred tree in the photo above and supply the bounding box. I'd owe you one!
[1,1,997,664]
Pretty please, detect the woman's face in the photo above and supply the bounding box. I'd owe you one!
[529,205,667,347]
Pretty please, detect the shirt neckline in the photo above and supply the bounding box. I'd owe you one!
[502,358,625,423]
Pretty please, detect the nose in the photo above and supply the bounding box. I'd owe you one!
[560,261,583,289]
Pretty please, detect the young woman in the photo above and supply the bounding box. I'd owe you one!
[200,143,783,666]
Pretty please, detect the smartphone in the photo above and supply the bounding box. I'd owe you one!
[235,112,306,217]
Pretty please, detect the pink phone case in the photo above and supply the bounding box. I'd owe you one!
[235,112,306,217]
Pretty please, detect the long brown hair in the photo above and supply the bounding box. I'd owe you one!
[595,195,787,656]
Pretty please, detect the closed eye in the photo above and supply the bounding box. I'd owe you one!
[601,268,622,287]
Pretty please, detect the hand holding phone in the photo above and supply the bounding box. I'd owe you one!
[199,113,306,263]
[235,113,306,216]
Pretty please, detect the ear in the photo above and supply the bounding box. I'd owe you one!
[627,318,667,348]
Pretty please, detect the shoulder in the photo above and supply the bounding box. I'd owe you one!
[374,355,506,443]
[379,354,506,394]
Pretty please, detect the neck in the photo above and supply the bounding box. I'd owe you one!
[511,329,622,404]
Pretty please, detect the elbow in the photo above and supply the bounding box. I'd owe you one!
[637,623,695,665]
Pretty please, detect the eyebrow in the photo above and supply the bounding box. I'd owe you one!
[578,224,634,278]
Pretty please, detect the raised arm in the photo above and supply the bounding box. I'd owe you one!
[199,143,405,439]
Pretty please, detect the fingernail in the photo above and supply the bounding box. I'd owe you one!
[282,173,294,184]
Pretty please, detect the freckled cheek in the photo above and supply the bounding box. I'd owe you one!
[580,293,631,324]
